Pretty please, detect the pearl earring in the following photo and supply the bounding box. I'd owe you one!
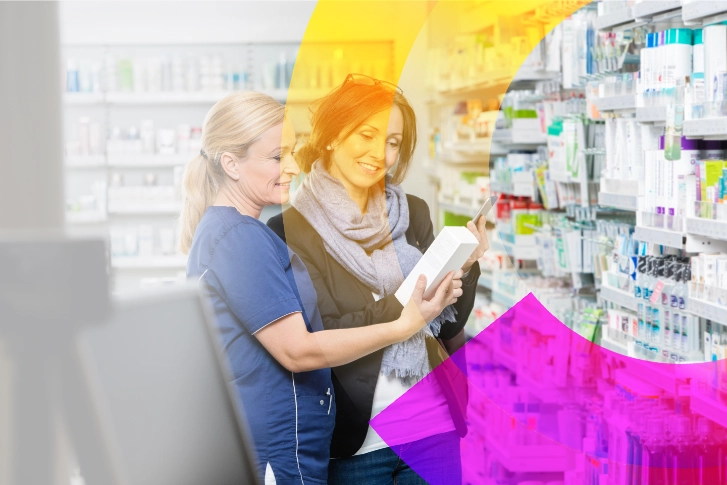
[326,145,332,150]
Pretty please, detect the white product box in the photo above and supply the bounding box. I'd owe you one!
[395,226,478,306]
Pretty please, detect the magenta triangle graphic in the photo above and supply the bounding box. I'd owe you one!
[370,293,726,484]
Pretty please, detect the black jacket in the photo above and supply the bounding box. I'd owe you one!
[267,194,480,458]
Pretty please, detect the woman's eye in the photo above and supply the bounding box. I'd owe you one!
[388,141,400,149]
[360,133,373,141]
[273,155,281,162]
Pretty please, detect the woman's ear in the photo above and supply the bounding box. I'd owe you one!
[218,152,241,181]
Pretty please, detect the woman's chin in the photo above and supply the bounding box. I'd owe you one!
[269,185,291,205]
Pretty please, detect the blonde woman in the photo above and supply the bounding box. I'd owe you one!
[180,91,463,485]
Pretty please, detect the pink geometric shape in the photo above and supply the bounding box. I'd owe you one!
[371,293,726,484]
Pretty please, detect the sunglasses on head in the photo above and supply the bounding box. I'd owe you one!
[343,73,403,95]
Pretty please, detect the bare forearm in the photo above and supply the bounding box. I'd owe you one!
[293,320,405,372]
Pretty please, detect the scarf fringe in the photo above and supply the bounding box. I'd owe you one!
[379,305,458,383]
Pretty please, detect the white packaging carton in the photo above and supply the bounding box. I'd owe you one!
[395,226,478,306]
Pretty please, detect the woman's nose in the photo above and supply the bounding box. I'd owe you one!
[283,155,300,175]
[371,139,386,161]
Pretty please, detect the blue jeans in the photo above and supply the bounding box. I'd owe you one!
[328,431,462,485]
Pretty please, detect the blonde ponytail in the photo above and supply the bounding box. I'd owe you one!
[178,91,285,254]
[179,154,217,253]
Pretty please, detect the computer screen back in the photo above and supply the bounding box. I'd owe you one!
[77,286,259,485]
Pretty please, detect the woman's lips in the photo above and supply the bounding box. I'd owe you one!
[358,162,382,174]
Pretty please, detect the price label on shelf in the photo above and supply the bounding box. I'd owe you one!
[649,280,665,305]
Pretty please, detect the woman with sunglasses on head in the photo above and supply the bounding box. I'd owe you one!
[180,91,460,485]
[268,75,489,484]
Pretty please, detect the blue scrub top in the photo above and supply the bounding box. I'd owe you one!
[187,206,335,485]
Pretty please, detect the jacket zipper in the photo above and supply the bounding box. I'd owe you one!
[326,388,332,415]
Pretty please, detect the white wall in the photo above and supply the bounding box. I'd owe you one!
[59,1,316,45]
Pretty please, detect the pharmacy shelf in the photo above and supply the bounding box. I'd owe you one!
[478,272,494,291]
[501,240,539,261]
[634,226,685,250]
[600,334,630,355]
[634,1,682,19]
[492,129,546,146]
[104,91,240,105]
[107,155,190,168]
[600,285,638,312]
[687,297,727,326]
[65,155,106,168]
[436,72,512,96]
[64,92,104,105]
[691,392,727,429]
[685,217,727,242]
[624,358,681,394]
[111,255,188,269]
[493,290,517,308]
[594,95,637,112]
[491,180,535,198]
[598,192,639,211]
[65,211,107,224]
[512,70,561,82]
[684,117,727,138]
[494,347,518,372]
[635,106,666,124]
[485,434,574,473]
[682,1,727,25]
[633,1,682,21]
[445,140,490,154]
[438,201,479,219]
[595,8,634,31]
[439,139,507,162]
[107,204,181,215]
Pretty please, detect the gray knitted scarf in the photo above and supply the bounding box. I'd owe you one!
[292,161,456,380]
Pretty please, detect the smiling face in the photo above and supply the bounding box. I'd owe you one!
[236,119,298,207]
[328,105,403,196]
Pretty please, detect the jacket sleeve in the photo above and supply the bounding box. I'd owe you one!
[268,211,405,331]
[304,256,405,331]
[409,196,481,341]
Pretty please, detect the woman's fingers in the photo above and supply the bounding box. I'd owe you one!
[432,271,455,305]
[467,221,480,241]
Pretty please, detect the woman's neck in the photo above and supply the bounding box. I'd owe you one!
[328,164,369,213]
[214,184,262,219]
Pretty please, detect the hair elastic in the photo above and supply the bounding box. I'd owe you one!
[200,148,208,159]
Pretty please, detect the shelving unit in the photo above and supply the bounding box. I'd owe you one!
[492,129,547,146]
[62,39,394,293]
[682,1,727,25]
[690,383,727,430]
[685,217,727,242]
[595,8,638,32]
[683,118,727,138]
[107,155,189,168]
[485,435,575,474]
[438,201,480,219]
[594,94,637,112]
[635,106,666,124]
[491,180,536,198]
[634,226,686,250]
[633,1,682,21]
[600,334,630,355]
[598,192,639,211]
[600,285,638,312]
[66,155,106,168]
[687,297,727,326]
[66,210,107,224]
[478,272,493,291]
